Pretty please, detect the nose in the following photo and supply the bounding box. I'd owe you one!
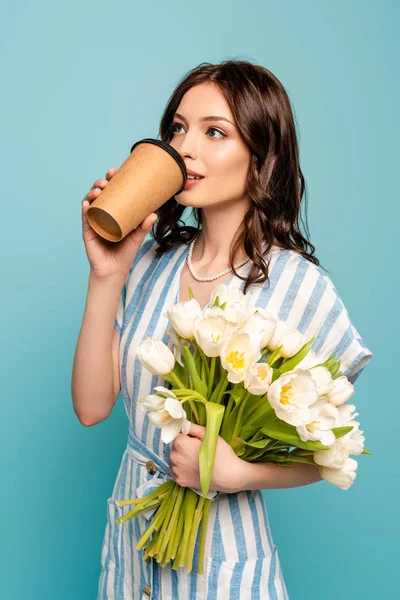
[170,129,198,161]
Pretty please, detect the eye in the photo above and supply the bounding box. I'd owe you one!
[207,127,226,139]
[170,123,227,139]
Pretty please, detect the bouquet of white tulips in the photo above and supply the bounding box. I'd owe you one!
[115,284,370,574]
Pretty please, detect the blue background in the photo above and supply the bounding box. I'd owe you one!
[1,0,397,597]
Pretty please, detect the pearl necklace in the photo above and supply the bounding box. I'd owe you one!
[187,235,251,282]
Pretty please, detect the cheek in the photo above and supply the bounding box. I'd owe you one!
[207,160,249,198]
[207,146,250,186]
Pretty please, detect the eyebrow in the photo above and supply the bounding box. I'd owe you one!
[173,112,235,127]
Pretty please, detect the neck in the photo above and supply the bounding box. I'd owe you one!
[192,201,250,269]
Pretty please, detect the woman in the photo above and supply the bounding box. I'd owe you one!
[72,60,373,599]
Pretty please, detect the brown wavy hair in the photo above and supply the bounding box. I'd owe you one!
[149,59,323,294]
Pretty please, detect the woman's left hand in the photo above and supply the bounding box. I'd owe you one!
[168,423,246,494]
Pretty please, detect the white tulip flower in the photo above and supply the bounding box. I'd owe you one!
[313,401,364,466]
[336,403,359,425]
[136,338,175,375]
[140,386,191,444]
[333,402,364,453]
[267,368,319,426]
[193,314,238,358]
[336,421,365,456]
[314,443,349,469]
[266,320,306,358]
[236,310,277,351]
[325,376,355,406]
[244,362,274,395]
[208,285,257,328]
[220,332,262,384]
[165,326,191,368]
[309,366,333,396]
[164,298,203,340]
[139,393,166,412]
[319,457,358,490]
[296,397,339,446]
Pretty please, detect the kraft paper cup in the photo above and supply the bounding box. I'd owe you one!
[86,138,187,242]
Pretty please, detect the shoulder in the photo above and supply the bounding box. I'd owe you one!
[268,246,336,289]
[256,247,374,385]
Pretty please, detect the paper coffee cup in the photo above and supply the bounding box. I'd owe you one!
[86,138,187,242]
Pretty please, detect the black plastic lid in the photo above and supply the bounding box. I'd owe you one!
[130,138,187,194]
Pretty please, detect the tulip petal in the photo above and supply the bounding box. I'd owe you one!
[161,420,181,444]
[147,410,166,428]
[164,397,185,419]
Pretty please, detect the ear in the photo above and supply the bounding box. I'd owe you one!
[188,423,206,440]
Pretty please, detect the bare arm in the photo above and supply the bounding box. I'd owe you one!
[71,271,126,426]
[236,460,323,491]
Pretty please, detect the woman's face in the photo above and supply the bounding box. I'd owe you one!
[169,82,252,209]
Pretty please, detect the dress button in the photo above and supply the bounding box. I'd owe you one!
[145,460,157,474]
[143,584,151,596]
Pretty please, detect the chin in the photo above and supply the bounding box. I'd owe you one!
[175,194,206,208]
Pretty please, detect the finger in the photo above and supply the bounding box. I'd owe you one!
[81,199,92,232]
[86,188,102,202]
[90,178,109,191]
[139,213,158,232]
[106,167,116,181]
[188,423,206,439]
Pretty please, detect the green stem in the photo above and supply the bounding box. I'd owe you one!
[159,485,185,562]
[186,494,205,572]
[224,393,235,421]
[208,357,216,396]
[188,399,200,423]
[170,500,185,560]
[135,485,174,550]
[216,371,231,405]
[143,531,159,560]
[198,498,211,575]
[231,391,251,440]
[154,483,180,557]
[167,371,186,389]
[173,489,197,569]
[116,481,173,525]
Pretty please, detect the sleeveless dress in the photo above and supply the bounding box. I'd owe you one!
[96,237,373,600]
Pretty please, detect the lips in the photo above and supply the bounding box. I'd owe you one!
[186,168,204,178]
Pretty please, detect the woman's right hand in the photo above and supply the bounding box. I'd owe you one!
[82,167,157,280]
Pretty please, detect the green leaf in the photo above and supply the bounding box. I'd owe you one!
[312,355,337,369]
[328,361,341,378]
[240,424,261,441]
[289,448,313,457]
[199,403,225,497]
[277,338,315,375]
[241,393,269,420]
[173,360,189,387]
[286,453,317,465]
[223,386,246,406]
[332,370,342,380]
[244,398,274,427]
[208,370,229,404]
[243,447,272,461]
[271,368,281,383]
[229,437,246,456]
[265,346,283,366]
[332,426,354,439]
[361,448,372,455]
[182,346,207,397]
[261,415,331,451]
[172,388,207,403]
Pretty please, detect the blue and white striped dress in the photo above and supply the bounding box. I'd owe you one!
[97,238,373,599]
